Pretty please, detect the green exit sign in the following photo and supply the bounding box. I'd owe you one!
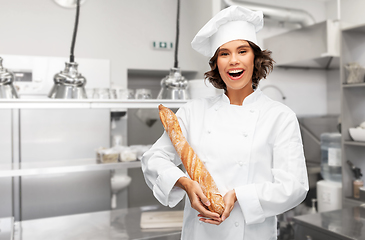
[153,41,173,50]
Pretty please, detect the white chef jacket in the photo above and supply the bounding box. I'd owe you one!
[142,87,309,240]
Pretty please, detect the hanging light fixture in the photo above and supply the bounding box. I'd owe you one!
[0,57,19,99]
[48,0,87,99]
[157,0,189,100]
[53,0,87,8]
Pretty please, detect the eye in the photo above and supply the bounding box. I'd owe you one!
[219,52,229,56]
[239,50,247,54]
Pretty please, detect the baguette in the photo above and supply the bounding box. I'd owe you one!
[158,104,225,216]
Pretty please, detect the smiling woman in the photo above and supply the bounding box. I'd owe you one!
[142,5,309,240]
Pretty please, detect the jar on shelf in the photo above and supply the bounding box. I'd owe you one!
[320,132,342,182]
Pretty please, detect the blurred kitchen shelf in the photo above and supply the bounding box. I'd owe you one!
[344,140,365,146]
[340,22,365,209]
[264,20,340,69]
[0,158,141,178]
[344,196,364,207]
[342,22,365,33]
[342,83,365,88]
[0,99,188,109]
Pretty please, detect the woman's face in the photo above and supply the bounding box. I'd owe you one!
[216,40,254,93]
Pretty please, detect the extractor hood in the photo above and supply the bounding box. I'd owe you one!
[264,19,340,69]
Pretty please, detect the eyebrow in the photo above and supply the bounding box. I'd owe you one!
[219,44,250,52]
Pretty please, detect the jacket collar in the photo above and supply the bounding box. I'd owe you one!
[220,87,263,107]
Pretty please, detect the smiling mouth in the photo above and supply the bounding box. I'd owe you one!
[228,69,244,79]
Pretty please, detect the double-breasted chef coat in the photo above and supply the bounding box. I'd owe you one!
[142,87,309,240]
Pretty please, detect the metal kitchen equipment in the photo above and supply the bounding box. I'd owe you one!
[48,0,87,99]
[157,67,189,100]
[54,0,87,8]
[157,0,189,100]
[0,57,19,99]
[48,62,87,98]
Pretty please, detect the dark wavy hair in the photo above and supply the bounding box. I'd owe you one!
[204,41,274,90]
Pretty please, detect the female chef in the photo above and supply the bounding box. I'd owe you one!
[142,5,308,240]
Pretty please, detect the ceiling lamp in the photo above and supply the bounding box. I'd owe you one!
[53,0,87,8]
[0,57,19,99]
[157,0,189,100]
[48,0,87,99]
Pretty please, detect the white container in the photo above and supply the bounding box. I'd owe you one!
[316,180,342,212]
[320,132,342,182]
[349,127,365,142]
[188,79,223,99]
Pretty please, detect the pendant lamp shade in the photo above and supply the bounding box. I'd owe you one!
[48,62,87,99]
[48,0,88,99]
[0,57,19,99]
[157,0,189,100]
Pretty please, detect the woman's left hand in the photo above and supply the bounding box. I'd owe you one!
[197,189,237,225]
[221,189,237,222]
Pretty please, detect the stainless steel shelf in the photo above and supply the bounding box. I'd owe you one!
[343,83,365,88]
[0,159,141,178]
[344,140,365,147]
[0,99,188,109]
[342,22,365,33]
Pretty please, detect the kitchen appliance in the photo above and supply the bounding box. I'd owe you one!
[0,57,19,99]
[54,0,87,8]
[157,0,189,100]
[316,180,342,212]
[157,68,189,100]
[320,132,342,182]
[48,0,87,99]
[317,132,342,212]
[48,62,87,98]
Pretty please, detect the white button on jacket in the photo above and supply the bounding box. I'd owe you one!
[142,88,309,240]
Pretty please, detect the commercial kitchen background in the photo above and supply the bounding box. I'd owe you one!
[1,0,365,239]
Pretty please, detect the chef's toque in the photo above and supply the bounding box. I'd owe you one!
[191,5,263,57]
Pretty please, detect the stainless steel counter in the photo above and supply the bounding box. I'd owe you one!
[293,206,365,240]
[13,206,181,240]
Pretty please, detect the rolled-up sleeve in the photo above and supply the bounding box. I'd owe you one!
[235,112,309,225]
[141,105,190,207]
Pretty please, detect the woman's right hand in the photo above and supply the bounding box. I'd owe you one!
[175,177,221,223]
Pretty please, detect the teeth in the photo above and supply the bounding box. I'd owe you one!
[228,69,243,73]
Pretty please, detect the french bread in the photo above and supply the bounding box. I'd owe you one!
[158,104,225,216]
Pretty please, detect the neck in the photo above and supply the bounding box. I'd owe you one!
[226,87,254,105]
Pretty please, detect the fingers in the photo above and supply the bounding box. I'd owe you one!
[221,189,237,221]
[190,194,220,220]
[198,192,210,208]
[198,214,222,225]
[221,204,234,221]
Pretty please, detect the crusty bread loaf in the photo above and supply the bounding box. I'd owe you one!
[158,104,225,216]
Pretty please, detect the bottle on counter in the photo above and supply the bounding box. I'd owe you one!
[347,160,364,199]
[308,199,317,214]
[320,132,342,182]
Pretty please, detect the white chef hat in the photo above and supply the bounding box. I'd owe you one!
[191,6,264,58]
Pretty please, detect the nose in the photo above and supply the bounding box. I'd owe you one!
[229,54,239,65]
